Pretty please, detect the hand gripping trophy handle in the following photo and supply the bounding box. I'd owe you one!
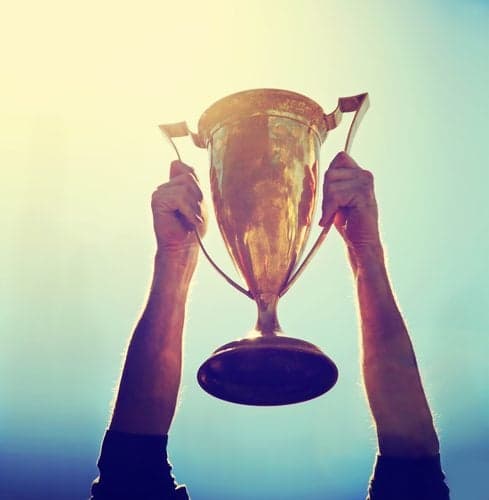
[159,122,254,299]
[159,90,369,406]
[159,93,369,300]
[279,93,370,297]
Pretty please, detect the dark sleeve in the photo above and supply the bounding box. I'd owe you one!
[367,454,450,500]
[90,430,189,500]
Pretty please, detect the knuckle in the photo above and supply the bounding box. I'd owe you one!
[182,167,196,180]
[184,183,197,199]
[331,151,347,167]
[324,173,334,185]
[326,182,340,195]
[362,169,374,183]
[152,185,166,200]
[323,187,333,200]
[183,172,196,186]
[326,190,340,203]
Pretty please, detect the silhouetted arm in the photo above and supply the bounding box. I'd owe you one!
[321,153,449,499]
[91,161,206,500]
[109,245,198,435]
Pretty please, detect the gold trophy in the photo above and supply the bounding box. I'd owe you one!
[160,89,369,406]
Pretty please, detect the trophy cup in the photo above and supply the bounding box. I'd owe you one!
[160,89,369,406]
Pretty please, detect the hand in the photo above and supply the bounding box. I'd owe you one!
[319,152,381,265]
[151,161,207,253]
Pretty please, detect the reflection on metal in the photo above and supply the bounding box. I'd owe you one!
[160,89,369,405]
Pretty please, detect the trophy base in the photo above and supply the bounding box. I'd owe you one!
[197,336,338,406]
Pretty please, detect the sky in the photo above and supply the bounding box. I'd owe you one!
[1,1,488,499]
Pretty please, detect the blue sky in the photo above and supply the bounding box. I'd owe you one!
[1,1,488,498]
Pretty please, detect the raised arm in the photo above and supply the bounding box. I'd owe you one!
[91,161,206,500]
[110,160,206,435]
[320,152,449,498]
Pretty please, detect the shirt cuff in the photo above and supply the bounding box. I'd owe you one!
[368,454,449,500]
[91,430,189,500]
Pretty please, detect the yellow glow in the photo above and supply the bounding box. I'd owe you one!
[2,2,488,499]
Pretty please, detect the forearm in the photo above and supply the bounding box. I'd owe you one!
[352,245,439,457]
[109,247,198,435]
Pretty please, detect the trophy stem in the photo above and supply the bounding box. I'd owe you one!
[255,293,281,336]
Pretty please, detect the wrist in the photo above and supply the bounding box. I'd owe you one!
[348,242,385,275]
[156,243,198,264]
[154,246,199,287]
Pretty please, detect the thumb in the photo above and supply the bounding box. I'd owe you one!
[170,160,195,179]
[319,200,336,228]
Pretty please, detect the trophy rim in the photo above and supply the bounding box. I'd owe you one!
[198,88,328,145]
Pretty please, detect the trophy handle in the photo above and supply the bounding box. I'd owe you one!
[158,122,254,300]
[159,121,206,158]
[323,93,370,153]
[279,93,370,297]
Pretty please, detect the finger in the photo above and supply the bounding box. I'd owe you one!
[321,154,362,226]
[329,151,361,170]
[319,200,337,228]
[154,189,203,226]
[155,202,202,230]
[153,185,201,214]
[175,200,203,228]
[319,214,335,228]
[158,173,203,202]
[333,211,347,233]
[170,160,197,179]
[326,175,372,195]
[178,173,203,202]
[325,167,358,182]
[174,210,195,232]
[320,177,371,226]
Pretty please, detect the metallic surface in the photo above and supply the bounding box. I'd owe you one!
[159,89,369,405]
[197,336,338,406]
[207,111,320,330]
